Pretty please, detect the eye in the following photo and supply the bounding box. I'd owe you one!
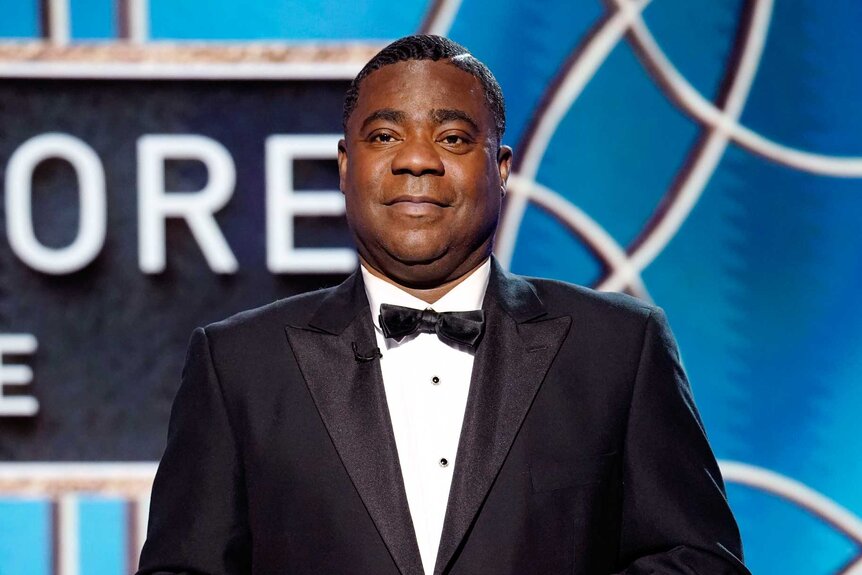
[369,132,398,144]
[441,134,465,145]
[437,132,475,152]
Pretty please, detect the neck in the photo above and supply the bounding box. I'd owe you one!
[359,256,488,304]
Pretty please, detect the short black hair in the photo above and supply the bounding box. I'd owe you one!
[343,34,506,144]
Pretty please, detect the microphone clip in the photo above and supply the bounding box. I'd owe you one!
[352,341,382,363]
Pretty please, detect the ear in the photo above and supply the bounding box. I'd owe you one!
[337,138,348,195]
[497,145,513,197]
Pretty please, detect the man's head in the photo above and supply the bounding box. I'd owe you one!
[343,35,506,147]
[338,35,512,291]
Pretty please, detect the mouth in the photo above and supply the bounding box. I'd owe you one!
[384,194,450,207]
[383,194,450,216]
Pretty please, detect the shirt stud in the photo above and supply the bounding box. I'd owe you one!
[431,376,440,385]
[439,458,449,467]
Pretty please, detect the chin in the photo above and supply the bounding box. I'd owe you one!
[390,250,446,268]
[384,236,447,264]
[381,248,452,282]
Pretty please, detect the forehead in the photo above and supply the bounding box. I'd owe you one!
[351,59,491,128]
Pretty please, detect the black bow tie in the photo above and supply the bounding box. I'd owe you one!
[378,303,485,349]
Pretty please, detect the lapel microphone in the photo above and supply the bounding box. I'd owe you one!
[352,341,382,363]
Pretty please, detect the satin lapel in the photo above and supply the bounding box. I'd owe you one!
[434,264,572,575]
[285,274,424,575]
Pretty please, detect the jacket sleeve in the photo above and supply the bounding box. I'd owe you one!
[615,309,750,574]
[137,327,251,575]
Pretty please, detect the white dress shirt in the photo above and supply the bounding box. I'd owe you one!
[360,259,491,575]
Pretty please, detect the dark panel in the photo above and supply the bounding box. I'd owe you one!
[0,78,353,460]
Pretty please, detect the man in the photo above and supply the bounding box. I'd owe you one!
[138,35,748,574]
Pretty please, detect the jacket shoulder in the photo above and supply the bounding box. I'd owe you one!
[201,283,338,341]
[524,275,657,327]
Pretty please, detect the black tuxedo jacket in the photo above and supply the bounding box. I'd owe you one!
[138,259,748,574]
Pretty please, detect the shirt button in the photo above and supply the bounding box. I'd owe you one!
[439,458,449,467]
[431,376,440,385]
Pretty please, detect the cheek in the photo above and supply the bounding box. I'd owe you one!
[344,168,384,213]
[461,179,503,217]
[346,150,388,188]
[455,159,501,198]
[347,164,375,194]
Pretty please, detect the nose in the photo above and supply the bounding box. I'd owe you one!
[391,138,445,176]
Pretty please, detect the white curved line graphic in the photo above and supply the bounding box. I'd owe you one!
[507,175,651,300]
[422,0,463,37]
[598,0,773,291]
[628,8,862,178]
[841,557,862,575]
[496,0,652,271]
[720,460,862,547]
[518,0,653,182]
[499,0,862,298]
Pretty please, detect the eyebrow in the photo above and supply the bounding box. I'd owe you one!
[359,107,482,134]
[360,108,406,132]
[430,108,480,132]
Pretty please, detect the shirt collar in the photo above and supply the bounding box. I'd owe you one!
[361,258,492,332]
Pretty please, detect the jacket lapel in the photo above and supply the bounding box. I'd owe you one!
[434,259,572,575]
[285,272,424,575]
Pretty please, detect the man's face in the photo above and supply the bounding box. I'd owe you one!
[338,59,512,287]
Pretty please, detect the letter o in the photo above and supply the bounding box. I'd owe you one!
[5,133,107,274]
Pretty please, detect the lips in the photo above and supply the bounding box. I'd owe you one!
[383,194,450,217]
[384,194,450,207]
